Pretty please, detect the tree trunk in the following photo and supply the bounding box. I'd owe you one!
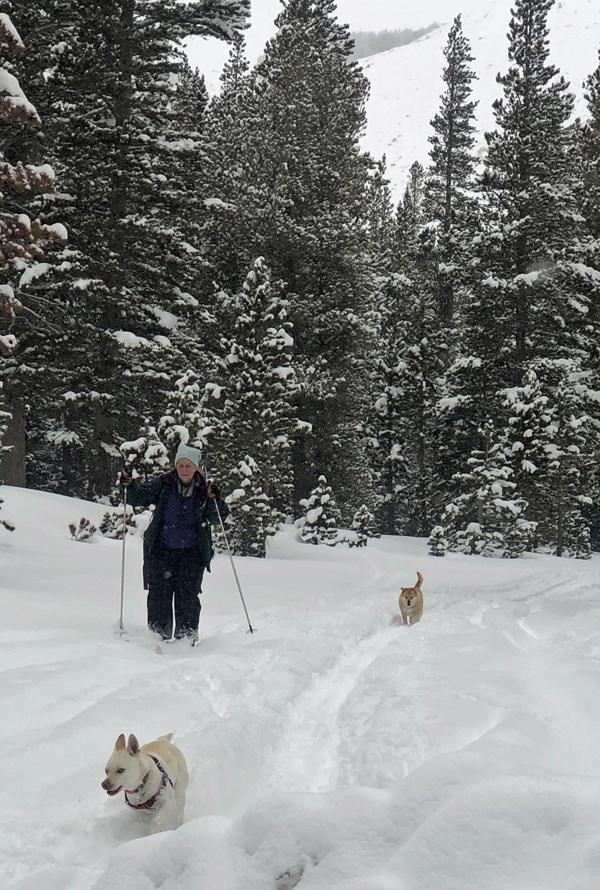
[0,388,26,486]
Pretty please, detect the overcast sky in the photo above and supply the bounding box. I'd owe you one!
[186,0,448,90]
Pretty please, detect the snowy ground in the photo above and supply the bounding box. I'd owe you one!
[1,485,600,889]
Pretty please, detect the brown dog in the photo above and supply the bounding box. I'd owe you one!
[399,571,424,625]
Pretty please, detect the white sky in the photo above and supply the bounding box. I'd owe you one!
[186,0,448,90]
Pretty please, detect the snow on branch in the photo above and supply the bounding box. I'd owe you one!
[0,13,24,52]
[0,67,40,127]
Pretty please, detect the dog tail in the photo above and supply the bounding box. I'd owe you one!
[416,571,423,589]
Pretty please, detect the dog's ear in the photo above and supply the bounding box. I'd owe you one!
[127,734,140,755]
[115,733,126,750]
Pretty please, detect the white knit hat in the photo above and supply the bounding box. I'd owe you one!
[175,442,202,469]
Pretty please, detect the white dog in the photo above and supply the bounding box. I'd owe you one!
[101,732,188,833]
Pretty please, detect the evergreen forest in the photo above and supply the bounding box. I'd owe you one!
[2,0,600,560]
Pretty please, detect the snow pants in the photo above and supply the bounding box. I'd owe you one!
[146,543,204,639]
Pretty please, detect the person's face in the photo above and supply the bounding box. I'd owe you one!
[176,459,196,484]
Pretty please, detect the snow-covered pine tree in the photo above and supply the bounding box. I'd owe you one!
[376,161,445,536]
[299,474,340,546]
[350,503,376,547]
[121,419,170,480]
[368,275,408,535]
[7,0,249,498]
[425,18,480,516]
[225,456,277,557]
[427,525,447,557]
[579,48,600,246]
[209,258,298,524]
[365,156,396,273]
[578,47,600,549]
[477,0,589,376]
[395,161,425,264]
[158,370,205,462]
[199,36,266,296]
[250,0,375,519]
[443,420,533,558]
[437,0,595,543]
[0,9,67,486]
[0,379,14,531]
[423,14,478,330]
[502,360,593,557]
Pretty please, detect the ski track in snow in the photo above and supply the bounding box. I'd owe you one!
[264,620,404,796]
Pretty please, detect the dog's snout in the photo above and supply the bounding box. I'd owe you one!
[101,778,111,790]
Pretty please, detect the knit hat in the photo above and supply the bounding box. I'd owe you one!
[175,442,202,470]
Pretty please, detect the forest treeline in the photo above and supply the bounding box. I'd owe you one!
[1,0,600,559]
[350,25,439,60]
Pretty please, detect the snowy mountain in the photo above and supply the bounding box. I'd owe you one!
[2,485,600,889]
[362,0,600,197]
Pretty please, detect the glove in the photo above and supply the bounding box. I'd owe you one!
[120,468,134,488]
[207,481,220,500]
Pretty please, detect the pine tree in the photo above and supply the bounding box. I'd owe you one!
[579,47,600,549]
[502,361,593,556]
[376,162,445,536]
[158,370,205,462]
[395,161,425,264]
[249,0,375,517]
[428,525,447,557]
[436,0,596,547]
[423,14,478,328]
[199,36,266,295]
[479,0,587,374]
[0,9,67,485]
[0,379,14,531]
[443,420,533,558]
[350,503,376,547]
[6,0,250,497]
[206,259,298,523]
[121,418,170,480]
[299,474,340,546]
[226,455,277,557]
[365,155,396,273]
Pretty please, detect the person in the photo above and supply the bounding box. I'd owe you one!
[120,443,229,643]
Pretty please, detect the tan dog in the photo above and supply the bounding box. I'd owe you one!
[101,732,188,833]
[399,571,424,625]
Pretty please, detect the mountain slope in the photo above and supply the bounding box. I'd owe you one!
[362,0,600,197]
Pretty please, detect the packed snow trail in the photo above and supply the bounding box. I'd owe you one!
[2,487,600,889]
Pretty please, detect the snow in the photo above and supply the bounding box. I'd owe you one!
[184,0,600,200]
[362,0,600,198]
[1,484,600,889]
[19,262,51,287]
[0,12,24,49]
[44,221,68,241]
[0,65,40,122]
[0,333,17,352]
[112,331,151,349]
[204,197,236,210]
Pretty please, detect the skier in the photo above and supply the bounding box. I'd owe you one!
[120,443,229,643]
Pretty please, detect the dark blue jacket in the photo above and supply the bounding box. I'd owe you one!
[124,470,229,586]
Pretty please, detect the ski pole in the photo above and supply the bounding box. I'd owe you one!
[211,494,256,634]
[119,486,127,635]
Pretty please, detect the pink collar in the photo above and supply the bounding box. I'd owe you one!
[125,772,168,810]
